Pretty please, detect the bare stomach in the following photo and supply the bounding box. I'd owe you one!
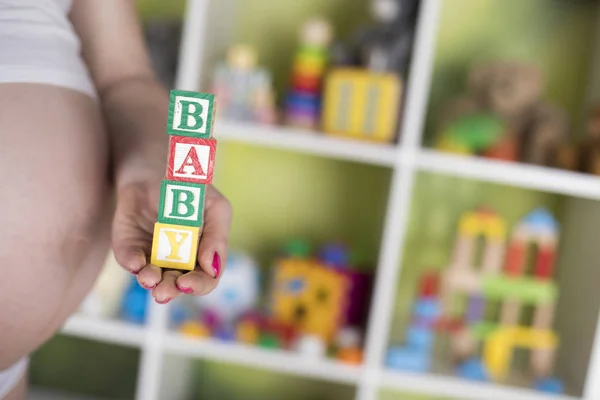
[0,83,112,368]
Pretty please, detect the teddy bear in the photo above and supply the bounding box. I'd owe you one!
[437,60,570,166]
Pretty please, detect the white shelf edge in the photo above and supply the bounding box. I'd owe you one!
[163,333,363,385]
[214,120,398,167]
[60,315,145,348]
[381,370,580,400]
[416,149,600,201]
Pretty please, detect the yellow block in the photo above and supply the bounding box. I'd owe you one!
[293,56,326,77]
[271,258,348,342]
[150,222,199,271]
[236,320,260,344]
[483,327,558,381]
[179,321,210,338]
[322,68,402,143]
[458,211,507,239]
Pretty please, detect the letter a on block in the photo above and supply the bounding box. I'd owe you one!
[151,223,199,270]
[158,180,206,227]
[167,136,216,184]
[167,90,215,138]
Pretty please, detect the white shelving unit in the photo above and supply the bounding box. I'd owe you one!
[58,0,600,399]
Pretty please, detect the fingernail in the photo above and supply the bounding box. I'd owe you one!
[140,282,157,290]
[130,269,140,275]
[156,298,171,304]
[176,283,193,294]
[212,252,221,278]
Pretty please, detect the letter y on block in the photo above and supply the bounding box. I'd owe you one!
[151,223,199,271]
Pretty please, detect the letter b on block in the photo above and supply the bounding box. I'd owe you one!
[158,180,206,227]
[151,223,199,270]
[167,90,215,138]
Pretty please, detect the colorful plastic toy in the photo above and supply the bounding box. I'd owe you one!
[212,44,277,125]
[194,250,260,328]
[322,68,402,143]
[284,18,333,130]
[120,276,149,325]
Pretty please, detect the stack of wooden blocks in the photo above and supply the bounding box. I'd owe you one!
[150,90,217,271]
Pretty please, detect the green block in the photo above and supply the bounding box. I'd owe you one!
[167,90,215,138]
[471,322,499,340]
[482,276,558,304]
[258,334,281,349]
[284,240,312,258]
[158,180,206,227]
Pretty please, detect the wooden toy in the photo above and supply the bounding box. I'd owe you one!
[284,18,332,130]
[322,68,402,143]
[179,321,210,338]
[211,44,277,125]
[167,136,216,184]
[433,207,563,391]
[150,223,200,271]
[150,89,217,271]
[270,258,349,342]
[167,90,215,138]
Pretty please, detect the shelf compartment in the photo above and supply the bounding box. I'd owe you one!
[385,172,600,398]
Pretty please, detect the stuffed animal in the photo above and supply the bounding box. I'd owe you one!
[438,61,569,166]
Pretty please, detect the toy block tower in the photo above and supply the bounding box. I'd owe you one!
[284,18,333,130]
[150,90,217,271]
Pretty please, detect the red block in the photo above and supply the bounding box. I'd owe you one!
[418,272,439,297]
[505,242,526,277]
[535,246,556,280]
[167,136,216,184]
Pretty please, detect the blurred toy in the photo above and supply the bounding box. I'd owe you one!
[194,250,260,330]
[236,318,260,345]
[211,44,277,124]
[436,114,517,161]
[120,276,149,325]
[294,334,327,357]
[179,321,210,338]
[270,257,349,342]
[437,207,563,392]
[284,18,333,130]
[322,68,402,143]
[437,61,569,166]
[331,0,420,76]
[560,105,600,174]
[385,272,441,372]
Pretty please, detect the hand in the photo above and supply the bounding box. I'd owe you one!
[111,179,232,303]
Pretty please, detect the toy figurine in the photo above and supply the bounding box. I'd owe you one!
[212,44,277,125]
[437,61,570,166]
[194,250,260,329]
[331,0,420,77]
[573,105,600,174]
[284,18,333,130]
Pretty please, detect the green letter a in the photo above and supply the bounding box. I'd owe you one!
[178,100,204,130]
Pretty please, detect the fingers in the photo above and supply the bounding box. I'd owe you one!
[197,186,232,278]
[137,264,162,290]
[176,269,219,296]
[152,270,184,303]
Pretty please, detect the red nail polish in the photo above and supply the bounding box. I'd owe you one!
[156,298,171,304]
[212,252,221,278]
[131,269,140,275]
[176,283,193,294]
[141,282,157,290]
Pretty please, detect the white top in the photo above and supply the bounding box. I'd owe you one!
[0,0,96,98]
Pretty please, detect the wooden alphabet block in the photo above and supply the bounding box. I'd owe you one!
[322,68,402,143]
[167,90,215,138]
[150,222,199,271]
[167,136,216,184]
[157,180,206,227]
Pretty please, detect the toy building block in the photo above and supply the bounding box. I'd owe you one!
[150,222,200,271]
[236,319,260,344]
[322,68,402,143]
[158,180,206,227]
[455,358,489,382]
[499,299,521,326]
[167,136,216,184]
[386,346,431,372]
[167,90,215,138]
[418,271,440,298]
[179,321,211,338]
